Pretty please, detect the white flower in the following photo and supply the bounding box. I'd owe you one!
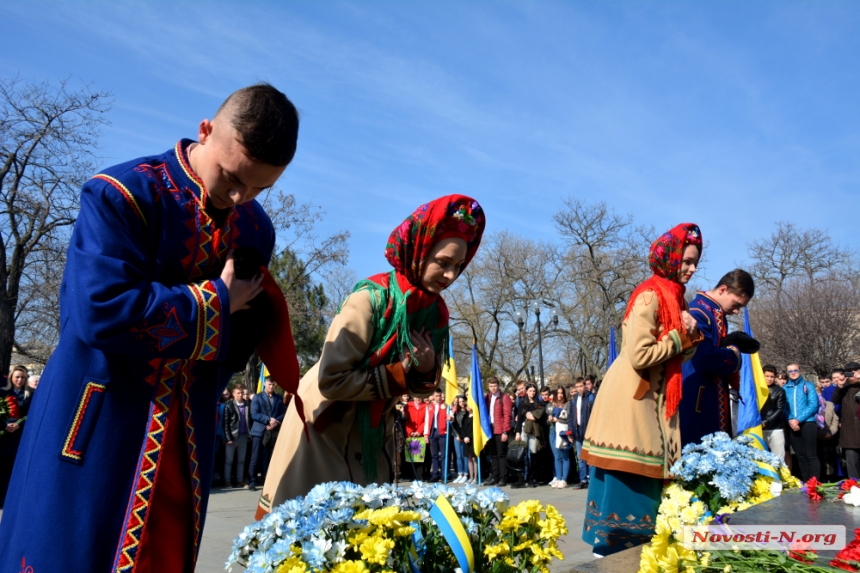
[843,486,860,506]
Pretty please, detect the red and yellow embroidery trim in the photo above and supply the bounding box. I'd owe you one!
[112,359,182,573]
[60,381,107,461]
[187,280,222,361]
[92,174,147,225]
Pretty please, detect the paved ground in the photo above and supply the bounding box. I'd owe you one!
[199,480,596,573]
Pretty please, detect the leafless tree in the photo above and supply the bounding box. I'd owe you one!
[444,231,561,388]
[751,277,860,375]
[0,77,111,373]
[552,198,653,376]
[747,222,854,294]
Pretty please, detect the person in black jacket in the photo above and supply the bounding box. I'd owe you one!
[566,378,594,489]
[513,383,545,488]
[223,384,252,488]
[760,364,787,458]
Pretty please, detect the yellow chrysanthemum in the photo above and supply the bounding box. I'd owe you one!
[639,545,659,573]
[700,551,711,566]
[277,556,309,573]
[657,545,681,573]
[329,560,369,573]
[484,542,510,561]
[347,527,372,548]
[510,500,542,524]
[679,502,703,525]
[393,525,415,537]
[359,535,395,565]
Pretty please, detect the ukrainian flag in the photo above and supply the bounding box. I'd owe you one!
[429,495,474,573]
[467,344,492,455]
[256,362,269,394]
[442,337,458,405]
[736,308,779,480]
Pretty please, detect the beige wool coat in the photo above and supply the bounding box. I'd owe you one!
[581,290,702,479]
[256,290,439,518]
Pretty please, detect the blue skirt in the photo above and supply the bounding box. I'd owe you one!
[581,467,662,556]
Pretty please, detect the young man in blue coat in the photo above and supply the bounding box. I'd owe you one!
[783,363,821,481]
[679,269,758,447]
[248,376,286,491]
[0,84,299,573]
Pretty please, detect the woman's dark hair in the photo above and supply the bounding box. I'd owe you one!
[216,83,300,166]
[553,386,568,405]
[715,269,755,298]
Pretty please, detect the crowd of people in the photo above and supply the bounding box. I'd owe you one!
[392,375,599,490]
[213,377,288,491]
[760,361,860,482]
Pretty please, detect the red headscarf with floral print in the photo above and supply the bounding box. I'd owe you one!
[356,194,486,369]
[624,223,702,419]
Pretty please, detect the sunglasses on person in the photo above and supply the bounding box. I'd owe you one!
[787,369,800,374]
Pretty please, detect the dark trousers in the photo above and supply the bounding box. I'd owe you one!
[249,435,274,486]
[787,422,820,481]
[846,448,860,479]
[486,434,508,482]
[429,429,447,479]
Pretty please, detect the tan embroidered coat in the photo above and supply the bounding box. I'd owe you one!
[581,290,702,479]
[256,290,439,518]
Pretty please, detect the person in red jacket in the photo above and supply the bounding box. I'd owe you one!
[423,389,448,482]
[484,377,513,486]
[404,396,428,480]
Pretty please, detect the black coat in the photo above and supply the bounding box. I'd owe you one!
[760,384,787,430]
[833,382,860,449]
[222,400,252,443]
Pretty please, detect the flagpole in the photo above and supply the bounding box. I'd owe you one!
[443,417,450,484]
[474,338,482,486]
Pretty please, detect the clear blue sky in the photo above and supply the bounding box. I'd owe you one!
[3,1,858,286]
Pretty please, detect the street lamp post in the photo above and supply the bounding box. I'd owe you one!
[515,301,559,389]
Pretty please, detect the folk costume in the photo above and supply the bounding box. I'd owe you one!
[581,223,704,556]
[257,195,485,518]
[678,292,742,447]
[0,140,297,573]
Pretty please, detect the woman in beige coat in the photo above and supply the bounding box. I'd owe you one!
[256,195,485,518]
[581,223,704,557]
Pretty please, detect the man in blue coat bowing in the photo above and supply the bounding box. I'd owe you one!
[248,376,286,491]
[680,269,758,447]
[0,84,300,573]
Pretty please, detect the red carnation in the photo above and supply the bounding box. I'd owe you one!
[5,395,19,419]
[840,479,859,499]
[789,549,817,564]
[804,476,823,500]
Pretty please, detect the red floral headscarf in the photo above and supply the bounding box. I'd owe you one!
[624,223,702,419]
[357,194,486,368]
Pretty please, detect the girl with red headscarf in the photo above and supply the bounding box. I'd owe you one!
[580,223,704,557]
[256,195,485,517]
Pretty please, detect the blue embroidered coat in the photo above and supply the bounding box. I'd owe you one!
[0,141,274,573]
[679,292,742,447]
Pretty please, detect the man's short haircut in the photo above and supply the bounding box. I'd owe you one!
[216,83,299,167]
[232,383,247,391]
[715,269,755,298]
[831,368,844,376]
[433,388,443,394]
[762,364,777,375]
[487,377,500,386]
[584,375,595,383]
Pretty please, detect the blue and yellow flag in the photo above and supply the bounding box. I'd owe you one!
[737,308,779,479]
[429,495,474,573]
[442,337,458,405]
[467,344,492,455]
[256,362,270,394]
